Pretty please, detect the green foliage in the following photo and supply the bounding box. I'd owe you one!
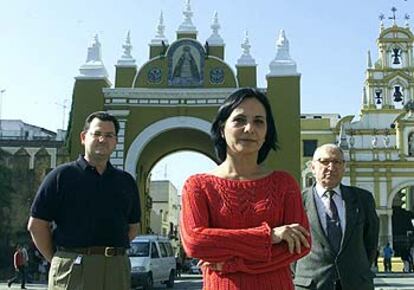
[0,164,14,271]
[0,164,13,210]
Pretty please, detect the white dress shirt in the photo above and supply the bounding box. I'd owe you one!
[314,184,346,235]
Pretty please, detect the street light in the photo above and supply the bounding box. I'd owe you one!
[0,89,5,138]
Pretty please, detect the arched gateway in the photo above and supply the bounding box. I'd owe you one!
[66,1,301,232]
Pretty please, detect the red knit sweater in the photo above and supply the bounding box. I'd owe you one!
[180,171,311,290]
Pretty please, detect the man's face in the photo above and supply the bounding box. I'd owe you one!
[311,147,345,189]
[80,118,117,163]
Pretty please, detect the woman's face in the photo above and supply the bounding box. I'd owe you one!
[222,97,267,158]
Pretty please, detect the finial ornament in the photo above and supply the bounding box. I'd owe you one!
[86,34,102,63]
[177,0,196,33]
[156,11,166,38]
[184,0,193,22]
[206,11,224,45]
[117,30,136,66]
[237,31,256,66]
[211,12,220,34]
[242,31,251,55]
[151,11,168,45]
[389,7,397,25]
[122,31,132,58]
[379,13,385,31]
[268,29,298,76]
[79,34,109,78]
[367,50,372,68]
[338,124,349,149]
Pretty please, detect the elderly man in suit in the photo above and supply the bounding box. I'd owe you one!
[294,144,379,290]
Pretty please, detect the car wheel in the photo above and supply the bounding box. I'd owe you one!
[166,270,175,288]
[143,273,153,290]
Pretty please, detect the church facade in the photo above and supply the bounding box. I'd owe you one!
[301,11,414,251]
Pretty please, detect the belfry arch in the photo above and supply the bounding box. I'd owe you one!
[66,1,301,232]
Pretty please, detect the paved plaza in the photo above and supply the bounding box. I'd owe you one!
[1,273,414,290]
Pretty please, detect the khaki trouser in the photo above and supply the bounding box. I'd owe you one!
[48,250,130,290]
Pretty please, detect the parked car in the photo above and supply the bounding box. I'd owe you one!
[189,258,202,274]
[183,258,202,274]
[128,235,176,289]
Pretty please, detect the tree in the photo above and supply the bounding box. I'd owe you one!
[0,164,14,271]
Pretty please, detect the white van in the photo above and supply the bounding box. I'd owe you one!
[129,235,176,289]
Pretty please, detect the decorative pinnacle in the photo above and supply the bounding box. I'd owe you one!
[156,11,166,38]
[183,0,194,24]
[241,31,251,54]
[379,13,385,31]
[367,50,372,68]
[211,11,220,33]
[206,11,224,45]
[237,30,255,66]
[86,34,102,63]
[389,7,397,25]
[177,0,196,33]
[122,31,132,58]
[118,31,135,66]
[151,11,168,45]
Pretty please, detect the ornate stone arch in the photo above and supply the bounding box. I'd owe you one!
[125,116,211,178]
[387,180,414,209]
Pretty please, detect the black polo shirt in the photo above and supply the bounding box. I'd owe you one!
[31,155,141,248]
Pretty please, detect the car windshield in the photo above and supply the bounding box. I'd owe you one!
[128,241,150,257]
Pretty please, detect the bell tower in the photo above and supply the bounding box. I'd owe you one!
[364,7,414,111]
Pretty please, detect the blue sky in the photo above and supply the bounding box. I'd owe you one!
[0,0,412,190]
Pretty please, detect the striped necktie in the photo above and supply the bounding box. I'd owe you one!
[326,190,342,254]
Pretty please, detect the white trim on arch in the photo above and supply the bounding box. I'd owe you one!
[387,180,414,209]
[125,116,211,178]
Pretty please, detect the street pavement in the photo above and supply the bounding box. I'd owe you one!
[375,273,414,290]
[1,273,414,290]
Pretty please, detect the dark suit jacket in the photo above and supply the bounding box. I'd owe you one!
[294,184,379,290]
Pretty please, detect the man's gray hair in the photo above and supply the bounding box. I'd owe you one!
[312,143,345,161]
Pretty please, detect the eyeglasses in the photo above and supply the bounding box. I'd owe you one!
[88,131,116,140]
[316,159,344,166]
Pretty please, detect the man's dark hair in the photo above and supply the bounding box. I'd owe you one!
[83,111,120,135]
[211,88,278,164]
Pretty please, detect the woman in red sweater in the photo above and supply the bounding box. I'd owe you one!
[180,88,311,290]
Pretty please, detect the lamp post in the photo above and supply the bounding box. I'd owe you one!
[0,89,5,138]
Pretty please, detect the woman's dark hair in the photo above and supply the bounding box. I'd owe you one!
[83,111,120,135]
[211,88,278,164]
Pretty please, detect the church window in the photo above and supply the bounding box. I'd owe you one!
[390,47,403,68]
[375,89,383,105]
[408,132,414,156]
[303,140,317,157]
[392,48,402,65]
[393,85,403,103]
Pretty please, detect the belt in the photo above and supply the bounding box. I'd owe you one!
[57,246,126,257]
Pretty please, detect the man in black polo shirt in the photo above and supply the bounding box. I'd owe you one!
[27,111,141,290]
